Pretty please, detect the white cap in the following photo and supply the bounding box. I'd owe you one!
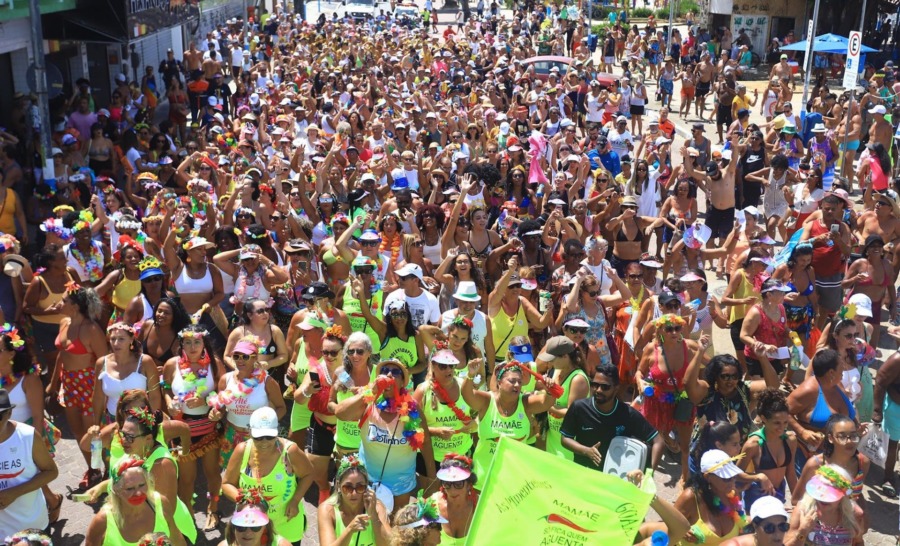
[208,96,218,106]
[248,407,279,437]
[869,104,887,115]
[249,93,260,105]
[699,449,742,479]
[848,293,873,318]
[749,495,789,522]
[499,122,510,135]
[395,263,425,283]
[654,136,671,146]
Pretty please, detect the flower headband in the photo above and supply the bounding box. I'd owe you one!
[654,313,686,329]
[116,219,142,232]
[442,453,473,468]
[186,178,211,191]
[837,303,857,321]
[138,256,162,272]
[178,328,209,339]
[244,227,268,240]
[5,530,52,546]
[337,454,365,476]
[127,407,156,429]
[325,325,347,343]
[111,457,146,483]
[816,465,852,493]
[41,218,72,241]
[401,492,446,529]
[451,316,473,329]
[109,322,137,336]
[65,280,82,295]
[53,205,74,214]
[142,215,164,224]
[236,486,267,507]
[0,323,24,351]
[114,235,144,261]
[138,535,171,546]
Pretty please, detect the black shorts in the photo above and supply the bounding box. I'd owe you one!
[746,357,786,378]
[706,206,735,239]
[630,104,645,116]
[716,105,733,127]
[611,254,638,277]
[729,319,745,355]
[696,81,711,96]
[305,415,336,456]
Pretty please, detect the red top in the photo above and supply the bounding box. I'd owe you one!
[745,303,788,359]
[809,219,844,277]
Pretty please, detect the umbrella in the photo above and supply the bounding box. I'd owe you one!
[780,33,879,54]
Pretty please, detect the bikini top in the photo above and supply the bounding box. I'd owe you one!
[616,220,644,242]
[786,270,814,297]
[808,383,856,430]
[55,322,90,355]
[749,428,792,470]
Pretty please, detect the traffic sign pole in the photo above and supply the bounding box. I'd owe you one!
[837,12,867,185]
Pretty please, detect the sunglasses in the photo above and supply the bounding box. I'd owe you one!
[232,353,255,361]
[566,326,588,335]
[583,290,599,297]
[271,215,284,221]
[250,308,269,315]
[441,480,467,489]
[759,521,790,534]
[389,310,407,318]
[233,525,264,533]
[876,201,891,207]
[355,267,375,275]
[627,274,643,279]
[435,362,456,370]
[119,431,140,443]
[322,349,341,358]
[664,326,682,333]
[412,240,426,247]
[347,348,368,356]
[199,166,212,171]
[361,240,380,247]
[590,382,614,391]
[143,275,164,283]
[254,435,277,442]
[341,483,368,494]
[381,367,404,378]
[237,213,253,219]
[718,373,739,381]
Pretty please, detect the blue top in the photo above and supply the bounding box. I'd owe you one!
[809,383,856,429]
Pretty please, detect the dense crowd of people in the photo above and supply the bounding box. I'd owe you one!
[1,2,900,545]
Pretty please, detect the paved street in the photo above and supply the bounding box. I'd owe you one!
[41,6,900,546]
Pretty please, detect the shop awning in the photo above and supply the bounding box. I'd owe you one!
[44,12,127,43]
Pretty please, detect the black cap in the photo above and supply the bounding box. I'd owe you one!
[692,123,705,132]
[302,282,335,301]
[0,388,14,412]
[705,161,719,175]
[659,291,681,307]
[597,136,608,146]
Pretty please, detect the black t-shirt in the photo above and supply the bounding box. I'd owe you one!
[560,398,658,469]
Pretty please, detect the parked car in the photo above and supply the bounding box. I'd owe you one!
[520,56,617,88]
[335,0,378,21]
[394,2,421,27]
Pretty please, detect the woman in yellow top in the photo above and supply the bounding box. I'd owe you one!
[721,250,768,375]
[487,258,555,364]
[96,236,144,325]
[0,173,26,242]
[674,449,747,546]
[22,244,72,370]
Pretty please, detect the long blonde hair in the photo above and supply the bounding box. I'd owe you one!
[796,477,861,540]
[108,459,156,533]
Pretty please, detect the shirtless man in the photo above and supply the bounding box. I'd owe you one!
[858,191,900,281]
[674,62,696,118]
[873,334,900,497]
[836,98,862,184]
[183,41,203,77]
[694,53,715,121]
[683,133,742,272]
[202,46,220,82]
[868,105,893,151]
[768,54,796,91]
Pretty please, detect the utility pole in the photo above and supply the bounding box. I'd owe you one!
[667,0,674,53]
[837,0,868,183]
[27,0,53,180]
[799,0,821,119]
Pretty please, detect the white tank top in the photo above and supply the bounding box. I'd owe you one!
[99,356,149,416]
[8,378,30,423]
[440,310,488,357]
[224,371,270,428]
[0,423,48,536]
[170,360,216,416]
[140,294,154,323]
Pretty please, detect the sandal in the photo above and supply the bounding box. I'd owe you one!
[204,510,222,531]
[78,470,92,491]
[883,480,897,498]
[46,493,63,524]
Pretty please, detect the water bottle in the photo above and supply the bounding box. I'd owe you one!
[90,436,103,470]
[651,530,669,546]
[643,384,655,398]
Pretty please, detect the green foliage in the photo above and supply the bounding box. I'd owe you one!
[632,7,654,17]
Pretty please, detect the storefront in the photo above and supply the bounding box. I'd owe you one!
[709,0,807,55]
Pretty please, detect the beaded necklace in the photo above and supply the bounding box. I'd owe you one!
[70,242,105,282]
[431,378,472,426]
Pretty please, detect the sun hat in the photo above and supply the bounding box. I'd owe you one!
[249,407,279,438]
[182,237,215,251]
[679,272,704,283]
[239,244,262,260]
[848,293,873,318]
[432,349,460,366]
[700,449,743,479]
[749,495,788,522]
[537,336,577,362]
[805,465,852,503]
[436,464,472,482]
[812,123,827,133]
[509,343,534,363]
[453,281,481,301]
[564,318,590,329]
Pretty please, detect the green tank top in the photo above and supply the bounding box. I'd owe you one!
[546,369,588,460]
[103,492,169,546]
[472,394,528,489]
[380,334,418,370]
[343,289,384,352]
[335,388,361,450]
[334,503,376,545]
[440,529,467,546]
[238,438,306,542]
[491,301,529,360]
[423,378,474,461]
[144,445,198,543]
[290,339,314,432]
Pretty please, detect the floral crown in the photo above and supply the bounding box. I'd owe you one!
[179,328,208,339]
[115,235,144,261]
[116,219,142,232]
[441,453,473,469]
[401,492,444,529]
[5,530,52,546]
[816,466,851,493]
[654,313,686,329]
[236,486,269,510]
[41,218,72,241]
[65,280,82,295]
[138,256,162,272]
[837,303,857,321]
[127,407,156,429]
[109,322,137,336]
[433,339,449,351]
[244,228,268,240]
[73,210,94,233]
[142,214,164,224]
[324,325,347,343]
[186,178,211,191]
[111,457,146,483]
[0,323,24,351]
[138,535,171,546]
[451,316,473,329]
[337,454,365,476]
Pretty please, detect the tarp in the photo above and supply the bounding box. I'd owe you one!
[781,33,879,54]
[465,437,654,546]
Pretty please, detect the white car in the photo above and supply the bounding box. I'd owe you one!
[335,0,379,22]
[394,3,421,26]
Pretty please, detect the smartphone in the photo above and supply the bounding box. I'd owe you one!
[830,224,839,233]
[298,261,308,272]
[309,371,320,386]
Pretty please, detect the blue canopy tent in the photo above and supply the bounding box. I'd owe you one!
[780,33,878,54]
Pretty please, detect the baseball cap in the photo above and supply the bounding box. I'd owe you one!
[700,449,742,479]
[248,407,279,438]
[749,496,788,522]
[537,336,576,362]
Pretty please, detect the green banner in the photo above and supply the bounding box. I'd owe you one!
[465,437,653,546]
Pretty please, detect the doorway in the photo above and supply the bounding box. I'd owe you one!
[771,17,795,43]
